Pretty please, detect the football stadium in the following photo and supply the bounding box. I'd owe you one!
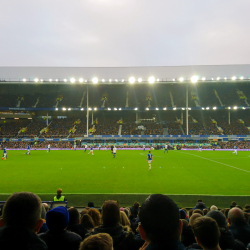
[1,1,250,249]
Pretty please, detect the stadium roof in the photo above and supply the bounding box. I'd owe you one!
[0,65,249,83]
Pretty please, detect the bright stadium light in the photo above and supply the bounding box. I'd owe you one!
[40,79,43,82]
[179,77,184,82]
[34,78,39,82]
[134,108,138,110]
[85,80,88,82]
[146,108,149,110]
[243,107,246,109]
[138,78,142,83]
[228,107,231,109]
[49,79,52,82]
[163,107,167,110]
[68,108,71,111]
[217,77,220,80]
[114,108,117,110]
[206,107,210,110]
[108,108,111,111]
[62,108,66,111]
[94,107,97,110]
[55,79,58,82]
[109,79,112,82]
[202,107,205,110]
[211,78,214,80]
[173,107,177,110]
[173,79,175,81]
[79,78,84,83]
[89,108,92,110]
[122,79,124,82]
[70,78,75,83]
[224,77,227,80]
[157,79,160,82]
[129,77,135,84]
[115,79,118,82]
[102,79,105,82]
[232,76,236,80]
[188,108,191,110]
[64,79,67,82]
[92,77,98,84]
[182,108,185,110]
[202,77,206,81]
[119,108,122,110]
[240,76,244,80]
[233,106,237,110]
[81,108,84,111]
[23,78,26,82]
[156,108,159,110]
[148,76,155,84]
[213,107,217,110]
[191,75,198,83]
[55,108,58,111]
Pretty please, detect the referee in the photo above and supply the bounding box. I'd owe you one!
[111,144,114,153]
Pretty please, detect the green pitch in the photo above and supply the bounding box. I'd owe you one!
[1,149,250,196]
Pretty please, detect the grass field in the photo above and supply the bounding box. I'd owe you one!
[1,149,250,197]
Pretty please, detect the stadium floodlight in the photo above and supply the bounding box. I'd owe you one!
[216,77,220,80]
[119,108,122,110]
[206,107,210,110]
[108,108,111,111]
[109,79,112,82]
[163,107,167,110]
[156,108,159,110]
[182,108,185,110]
[114,108,117,110]
[202,107,205,110]
[173,79,175,81]
[70,78,75,83]
[157,79,160,82]
[40,79,43,82]
[240,76,244,80]
[191,75,198,83]
[1,118,5,119]
[138,78,142,82]
[79,78,84,83]
[81,108,84,111]
[28,118,32,119]
[92,77,98,84]
[188,108,191,110]
[63,79,67,82]
[211,78,214,80]
[243,107,246,110]
[68,108,71,111]
[173,107,177,110]
[202,77,206,81]
[62,108,66,111]
[55,79,58,82]
[233,106,237,110]
[122,79,124,82]
[55,108,58,111]
[102,79,105,82]
[148,76,155,84]
[228,107,231,109]
[94,107,97,110]
[85,80,88,82]
[213,107,217,110]
[179,77,184,82]
[134,108,138,110]
[129,77,135,84]
[88,108,92,111]
[49,79,52,82]
[14,118,19,120]
[115,79,118,82]
[224,77,227,80]
[34,78,39,82]
[232,76,236,80]
[23,78,26,82]
[146,108,149,110]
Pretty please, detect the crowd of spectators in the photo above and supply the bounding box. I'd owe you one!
[1,193,250,250]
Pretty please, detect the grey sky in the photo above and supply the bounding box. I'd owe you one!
[1,0,250,67]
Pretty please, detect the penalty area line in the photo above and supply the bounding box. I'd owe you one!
[182,152,250,174]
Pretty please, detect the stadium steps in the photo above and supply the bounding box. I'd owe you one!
[118,125,122,135]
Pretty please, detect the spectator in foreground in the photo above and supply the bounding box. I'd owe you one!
[85,200,137,250]
[67,207,88,239]
[138,194,186,250]
[79,233,113,250]
[210,205,218,211]
[130,201,140,218]
[193,199,208,211]
[81,214,95,231]
[192,217,221,250]
[39,204,49,234]
[43,203,49,212]
[54,188,66,202]
[0,192,47,250]
[38,206,82,250]
[228,207,250,246]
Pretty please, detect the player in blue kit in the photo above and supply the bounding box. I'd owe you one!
[147,151,153,170]
[232,145,237,155]
[2,148,7,161]
[26,145,30,155]
[198,144,202,152]
[88,145,94,155]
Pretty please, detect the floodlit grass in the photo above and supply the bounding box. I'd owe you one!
[1,149,250,195]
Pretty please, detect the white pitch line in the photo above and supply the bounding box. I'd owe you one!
[182,152,250,174]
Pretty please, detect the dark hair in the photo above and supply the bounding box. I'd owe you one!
[80,214,95,230]
[133,202,140,209]
[203,209,209,215]
[139,194,180,246]
[189,209,193,217]
[102,200,120,227]
[68,208,80,226]
[197,199,203,202]
[231,201,237,206]
[224,208,230,218]
[193,209,204,216]
[88,208,101,227]
[3,192,41,230]
[192,217,220,249]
